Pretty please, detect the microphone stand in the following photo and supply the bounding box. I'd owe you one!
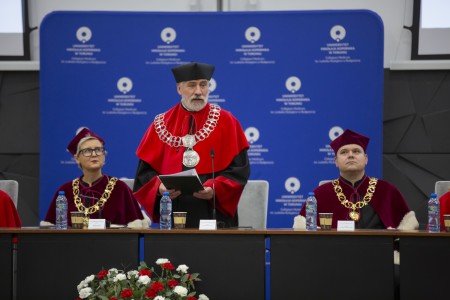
[210,148,216,221]
[81,194,109,227]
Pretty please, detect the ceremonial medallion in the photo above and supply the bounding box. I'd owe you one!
[83,215,90,229]
[183,149,200,167]
[333,178,378,223]
[182,134,196,148]
[349,211,360,221]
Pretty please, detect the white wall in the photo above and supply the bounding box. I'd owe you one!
[25,0,413,67]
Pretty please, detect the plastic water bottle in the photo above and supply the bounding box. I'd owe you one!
[428,193,440,232]
[305,192,317,231]
[55,191,68,229]
[160,192,172,230]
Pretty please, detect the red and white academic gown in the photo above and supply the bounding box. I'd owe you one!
[43,175,147,228]
[296,175,418,230]
[0,190,21,227]
[134,102,250,228]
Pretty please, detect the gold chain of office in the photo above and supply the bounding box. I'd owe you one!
[72,177,118,222]
[332,177,378,221]
[154,104,221,148]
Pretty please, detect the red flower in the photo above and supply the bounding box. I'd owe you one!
[139,269,152,277]
[150,281,164,292]
[162,262,175,270]
[145,288,157,298]
[109,298,118,300]
[120,289,133,298]
[186,297,197,300]
[145,281,164,298]
[167,279,179,289]
[97,270,108,279]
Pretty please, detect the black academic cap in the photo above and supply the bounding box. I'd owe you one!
[171,62,215,83]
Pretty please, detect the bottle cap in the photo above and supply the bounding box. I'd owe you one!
[58,191,65,195]
[308,192,315,196]
[163,191,170,196]
[431,193,437,198]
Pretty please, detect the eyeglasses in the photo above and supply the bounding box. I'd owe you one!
[78,147,106,157]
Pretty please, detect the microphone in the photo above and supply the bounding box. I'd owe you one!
[81,194,101,217]
[210,148,216,220]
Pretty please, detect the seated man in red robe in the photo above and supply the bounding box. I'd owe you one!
[133,62,250,228]
[294,129,419,300]
[42,128,149,228]
[294,129,419,232]
[0,189,22,227]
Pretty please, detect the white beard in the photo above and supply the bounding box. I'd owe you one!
[181,96,208,111]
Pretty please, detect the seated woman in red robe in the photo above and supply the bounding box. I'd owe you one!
[0,189,22,227]
[41,128,149,228]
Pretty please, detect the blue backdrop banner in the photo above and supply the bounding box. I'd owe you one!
[40,10,384,228]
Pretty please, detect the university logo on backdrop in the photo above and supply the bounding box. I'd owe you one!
[117,77,133,94]
[329,126,344,141]
[285,177,301,194]
[269,177,304,217]
[245,127,274,167]
[245,127,260,144]
[330,25,346,42]
[102,77,145,116]
[208,78,227,105]
[245,26,261,43]
[313,126,344,166]
[148,27,186,65]
[208,78,217,93]
[161,27,177,44]
[231,25,274,65]
[285,76,301,93]
[271,75,314,115]
[76,26,92,43]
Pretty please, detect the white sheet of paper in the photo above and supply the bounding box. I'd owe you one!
[337,220,355,231]
[88,219,106,229]
[199,219,217,230]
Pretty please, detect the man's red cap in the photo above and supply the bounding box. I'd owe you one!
[330,129,369,154]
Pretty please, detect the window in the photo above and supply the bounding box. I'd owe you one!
[411,0,450,60]
[0,0,30,60]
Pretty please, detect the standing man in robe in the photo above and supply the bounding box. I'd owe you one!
[133,62,250,228]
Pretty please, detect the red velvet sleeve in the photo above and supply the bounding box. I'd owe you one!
[0,191,22,227]
[134,176,161,222]
[203,176,244,218]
